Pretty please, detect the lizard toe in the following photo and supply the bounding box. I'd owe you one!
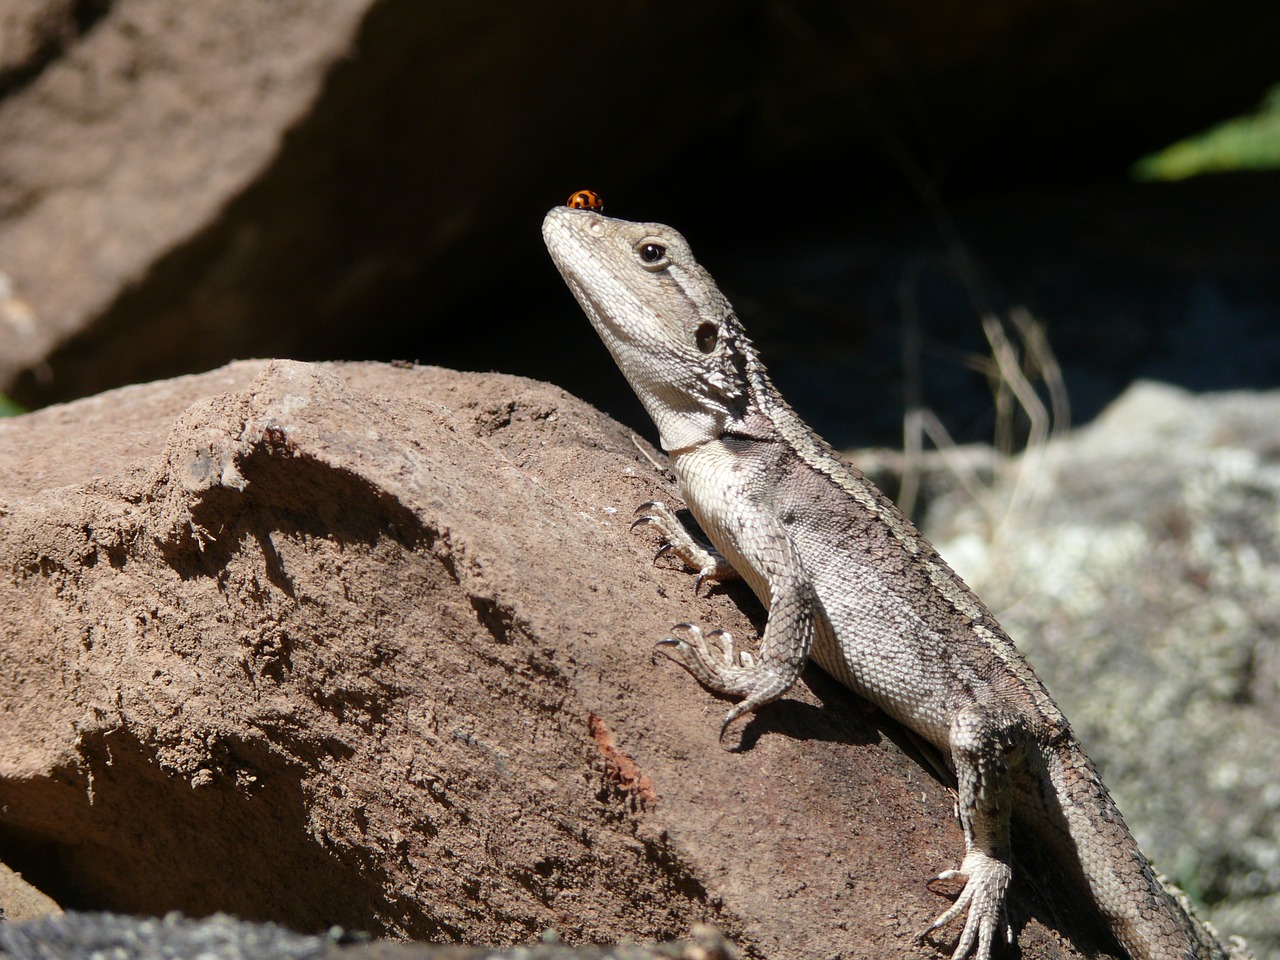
[653,624,721,680]
[705,628,737,666]
[694,567,719,594]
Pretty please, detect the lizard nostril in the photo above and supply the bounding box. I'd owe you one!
[587,219,605,236]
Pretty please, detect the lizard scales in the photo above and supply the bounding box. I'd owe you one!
[542,204,1232,960]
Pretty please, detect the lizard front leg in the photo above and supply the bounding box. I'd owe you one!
[632,500,738,592]
[925,705,1019,960]
[643,503,817,738]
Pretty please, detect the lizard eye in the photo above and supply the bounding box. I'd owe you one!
[637,242,667,270]
[695,321,718,353]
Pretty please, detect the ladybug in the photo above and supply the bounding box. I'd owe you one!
[566,189,604,210]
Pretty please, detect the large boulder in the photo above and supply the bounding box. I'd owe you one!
[2,360,1100,958]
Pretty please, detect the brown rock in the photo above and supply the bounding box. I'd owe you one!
[0,0,375,390]
[0,861,62,922]
[0,360,1109,957]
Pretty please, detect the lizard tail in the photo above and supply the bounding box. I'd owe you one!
[1040,743,1230,960]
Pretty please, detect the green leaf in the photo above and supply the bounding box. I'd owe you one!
[1133,83,1280,181]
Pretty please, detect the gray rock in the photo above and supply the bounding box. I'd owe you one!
[0,912,336,960]
[916,382,1280,959]
[0,911,737,960]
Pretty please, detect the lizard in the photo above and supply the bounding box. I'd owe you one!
[541,202,1242,960]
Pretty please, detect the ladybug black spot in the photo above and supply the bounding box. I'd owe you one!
[567,189,603,210]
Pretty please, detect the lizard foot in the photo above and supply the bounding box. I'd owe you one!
[656,624,791,741]
[921,850,1013,960]
[632,501,737,592]
[654,623,755,680]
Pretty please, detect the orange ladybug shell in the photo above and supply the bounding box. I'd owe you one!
[567,189,603,210]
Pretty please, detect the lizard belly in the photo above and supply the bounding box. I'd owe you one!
[806,581,956,749]
[676,442,957,747]
[787,509,968,749]
[674,446,777,605]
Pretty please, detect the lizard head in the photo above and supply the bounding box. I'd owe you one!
[542,205,757,453]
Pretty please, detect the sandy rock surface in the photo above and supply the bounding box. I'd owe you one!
[0,360,1120,958]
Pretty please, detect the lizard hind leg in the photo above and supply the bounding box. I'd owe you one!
[924,706,1020,960]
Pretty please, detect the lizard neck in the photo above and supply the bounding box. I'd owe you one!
[648,347,780,454]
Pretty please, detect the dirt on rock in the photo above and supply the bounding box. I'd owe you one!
[0,361,1112,958]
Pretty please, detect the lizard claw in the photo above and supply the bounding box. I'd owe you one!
[630,499,739,590]
[652,623,697,665]
[654,623,733,685]
[718,700,753,745]
[654,622,792,748]
[631,501,667,531]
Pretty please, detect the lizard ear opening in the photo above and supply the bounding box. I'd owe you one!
[695,321,718,354]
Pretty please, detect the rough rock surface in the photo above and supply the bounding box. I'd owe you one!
[0,862,61,923]
[0,911,739,960]
[0,911,342,960]
[0,360,1123,960]
[0,0,374,391]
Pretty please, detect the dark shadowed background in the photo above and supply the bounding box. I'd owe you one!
[1,0,1278,447]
